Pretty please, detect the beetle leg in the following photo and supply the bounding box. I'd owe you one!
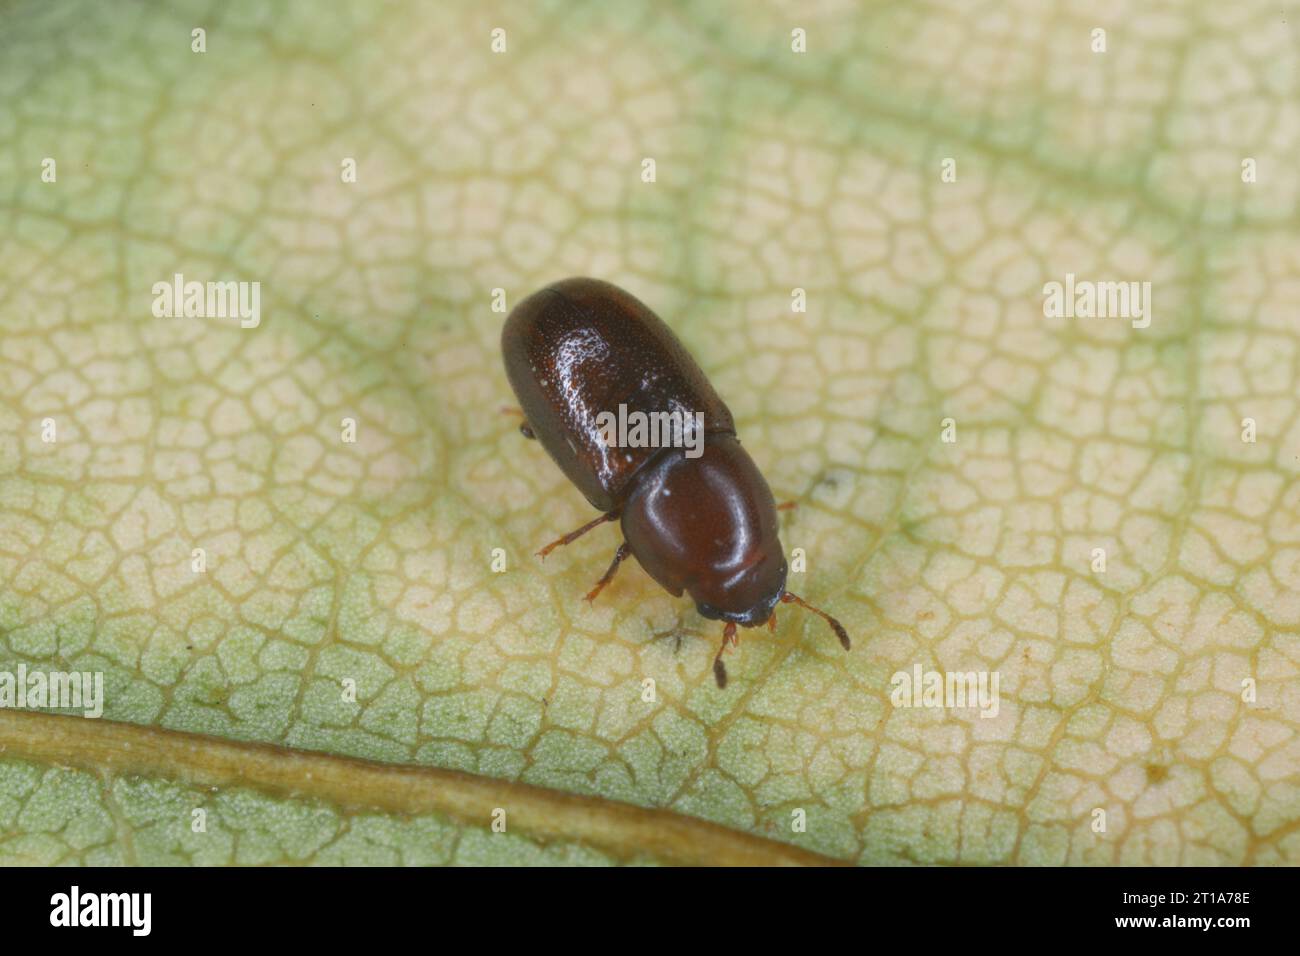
[585,542,630,603]
[776,501,798,512]
[767,612,777,632]
[536,510,619,559]
[499,405,536,439]
[713,621,738,688]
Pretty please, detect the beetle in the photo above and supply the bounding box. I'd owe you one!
[501,277,849,688]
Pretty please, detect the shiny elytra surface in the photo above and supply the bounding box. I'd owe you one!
[501,277,735,511]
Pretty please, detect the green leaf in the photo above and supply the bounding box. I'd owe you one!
[1,0,1298,866]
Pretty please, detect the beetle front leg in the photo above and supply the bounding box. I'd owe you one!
[585,542,630,603]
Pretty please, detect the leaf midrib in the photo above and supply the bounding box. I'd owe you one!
[0,708,844,866]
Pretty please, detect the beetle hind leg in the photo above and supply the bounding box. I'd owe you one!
[585,542,630,603]
[499,405,536,439]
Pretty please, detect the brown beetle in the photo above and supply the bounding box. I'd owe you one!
[502,277,849,687]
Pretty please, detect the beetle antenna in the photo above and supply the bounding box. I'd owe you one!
[713,652,727,689]
[781,591,850,651]
[713,622,737,688]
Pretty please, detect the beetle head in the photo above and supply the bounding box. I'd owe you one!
[692,551,787,628]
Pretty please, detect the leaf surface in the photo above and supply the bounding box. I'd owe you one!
[1,0,1298,865]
